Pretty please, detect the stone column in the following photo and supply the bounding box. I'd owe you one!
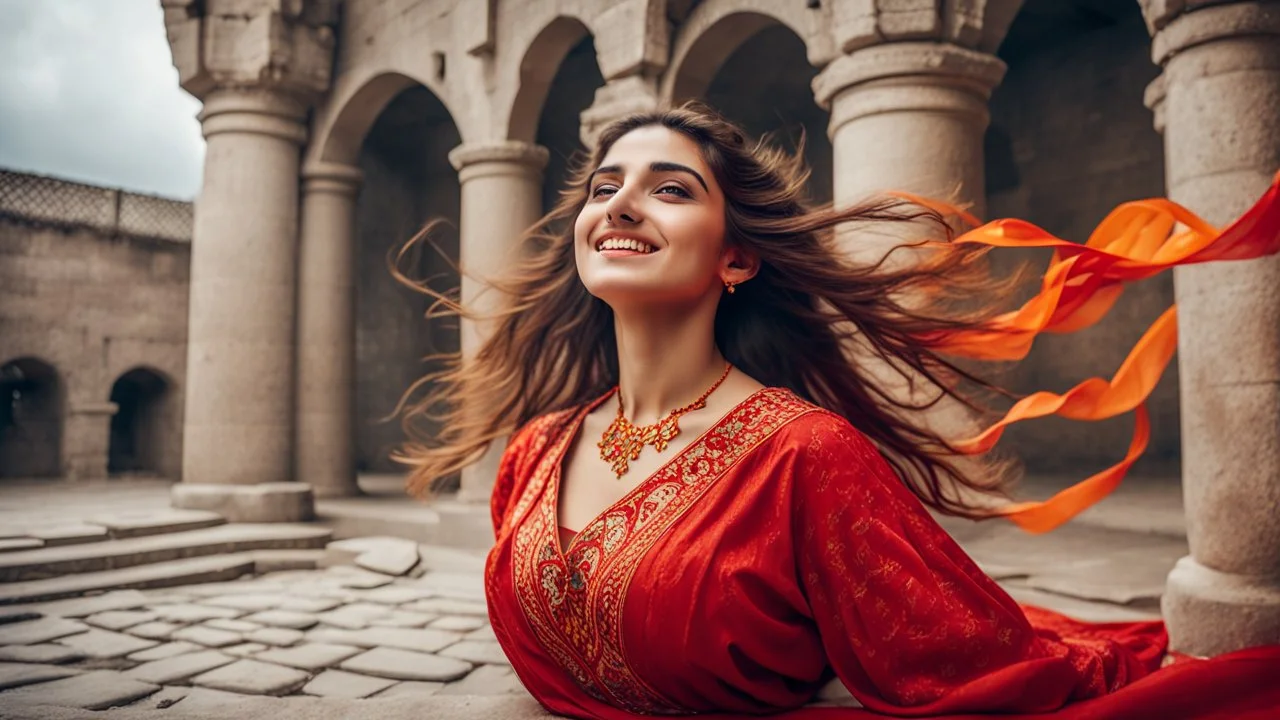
[169,90,314,521]
[161,0,337,522]
[811,42,1006,469]
[1142,0,1280,657]
[813,42,1006,223]
[296,162,363,498]
[63,402,116,480]
[447,141,549,502]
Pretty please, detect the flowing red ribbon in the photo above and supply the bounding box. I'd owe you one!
[899,171,1280,533]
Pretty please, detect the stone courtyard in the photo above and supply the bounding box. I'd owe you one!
[0,475,1187,718]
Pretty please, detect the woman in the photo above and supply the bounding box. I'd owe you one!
[394,104,1280,719]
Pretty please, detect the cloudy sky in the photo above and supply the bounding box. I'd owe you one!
[0,0,204,200]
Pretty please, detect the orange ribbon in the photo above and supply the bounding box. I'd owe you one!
[904,171,1280,533]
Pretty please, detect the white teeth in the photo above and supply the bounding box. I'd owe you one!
[598,237,654,253]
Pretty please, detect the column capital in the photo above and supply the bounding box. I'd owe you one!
[162,0,339,105]
[198,89,310,144]
[1145,1,1280,66]
[832,0,1024,56]
[579,74,661,149]
[448,141,550,182]
[813,42,1006,137]
[1144,73,1168,134]
[302,161,363,196]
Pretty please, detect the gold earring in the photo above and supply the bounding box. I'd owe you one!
[724,280,736,294]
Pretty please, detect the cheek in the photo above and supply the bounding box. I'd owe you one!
[573,208,596,245]
[672,213,727,265]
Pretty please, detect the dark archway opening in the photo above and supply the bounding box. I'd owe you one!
[987,0,1173,478]
[537,35,606,214]
[108,368,168,475]
[1,358,62,479]
[354,86,462,477]
[701,22,832,205]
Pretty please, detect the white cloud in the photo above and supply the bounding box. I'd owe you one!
[0,0,204,200]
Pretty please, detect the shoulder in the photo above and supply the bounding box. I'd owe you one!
[754,389,880,462]
[755,395,906,509]
[733,389,890,490]
[503,404,579,468]
[491,403,583,533]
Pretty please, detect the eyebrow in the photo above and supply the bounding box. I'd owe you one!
[589,161,710,193]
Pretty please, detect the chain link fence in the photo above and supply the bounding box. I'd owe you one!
[0,170,192,243]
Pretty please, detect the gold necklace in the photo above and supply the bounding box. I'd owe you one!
[597,363,733,479]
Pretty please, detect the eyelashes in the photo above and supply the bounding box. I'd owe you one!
[590,185,691,199]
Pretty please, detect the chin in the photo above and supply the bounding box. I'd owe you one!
[586,280,703,310]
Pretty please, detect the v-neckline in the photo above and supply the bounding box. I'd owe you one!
[547,385,775,557]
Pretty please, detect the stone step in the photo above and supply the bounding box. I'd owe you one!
[0,524,333,583]
[314,499,443,545]
[0,554,257,604]
[316,497,492,550]
[89,508,227,540]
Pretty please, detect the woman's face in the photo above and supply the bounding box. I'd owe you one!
[574,125,731,307]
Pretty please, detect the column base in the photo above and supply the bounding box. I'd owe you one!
[311,483,364,500]
[1162,556,1280,656]
[172,482,315,523]
[459,442,505,505]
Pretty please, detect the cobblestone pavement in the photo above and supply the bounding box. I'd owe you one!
[0,561,537,716]
[0,476,1189,718]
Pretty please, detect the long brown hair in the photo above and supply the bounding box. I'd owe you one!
[391,102,1030,519]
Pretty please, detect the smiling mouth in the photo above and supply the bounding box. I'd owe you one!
[595,236,658,254]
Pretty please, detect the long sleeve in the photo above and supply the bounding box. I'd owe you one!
[790,414,1155,716]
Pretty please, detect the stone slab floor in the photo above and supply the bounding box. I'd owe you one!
[0,475,1189,718]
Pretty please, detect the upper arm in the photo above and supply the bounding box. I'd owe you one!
[790,415,1046,712]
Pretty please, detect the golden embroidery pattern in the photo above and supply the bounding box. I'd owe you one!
[511,387,816,714]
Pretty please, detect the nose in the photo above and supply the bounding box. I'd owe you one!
[605,189,641,225]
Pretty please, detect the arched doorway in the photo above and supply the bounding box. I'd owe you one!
[354,85,462,474]
[524,21,605,213]
[668,13,832,204]
[986,0,1173,477]
[0,357,62,479]
[107,368,170,476]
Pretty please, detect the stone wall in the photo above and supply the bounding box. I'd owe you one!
[0,170,190,480]
[986,8,1175,477]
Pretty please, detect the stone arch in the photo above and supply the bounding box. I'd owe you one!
[0,357,63,479]
[351,81,464,473]
[663,9,834,203]
[313,69,463,166]
[506,16,597,144]
[107,366,173,477]
[661,2,827,105]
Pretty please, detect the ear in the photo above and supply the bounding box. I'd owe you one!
[720,244,760,285]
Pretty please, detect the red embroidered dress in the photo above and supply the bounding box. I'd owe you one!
[485,389,1279,719]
